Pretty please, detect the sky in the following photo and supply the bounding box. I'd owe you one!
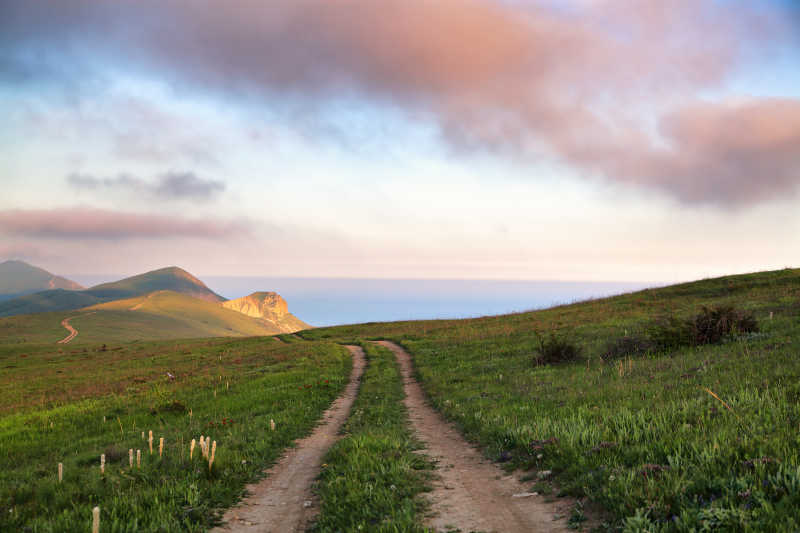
[1,0,798,283]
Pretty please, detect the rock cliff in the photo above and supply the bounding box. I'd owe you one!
[222,292,310,333]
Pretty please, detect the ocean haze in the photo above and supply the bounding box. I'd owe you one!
[68,276,654,327]
[199,277,654,327]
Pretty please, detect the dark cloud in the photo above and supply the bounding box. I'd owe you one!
[2,0,799,206]
[0,208,245,239]
[67,171,225,201]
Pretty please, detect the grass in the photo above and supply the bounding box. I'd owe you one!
[302,267,800,531]
[0,336,352,531]
[311,342,432,532]
[3,266,799,530]
[0,290,283,345]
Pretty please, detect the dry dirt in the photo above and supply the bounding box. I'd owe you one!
[212,345,366,533]
[377,340,573,533]
[57,312,95,344]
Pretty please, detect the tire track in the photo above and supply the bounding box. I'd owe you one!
[56,312,96,344]
[213,345,366,532]
[377,340,571,533]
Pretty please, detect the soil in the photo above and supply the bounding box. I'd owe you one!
[57,312,95,344]
[377,341,573,533]
[212,345,366,533]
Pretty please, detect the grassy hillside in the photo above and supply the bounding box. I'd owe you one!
[89,266,224,303]
[0,266,224,317]
[0,260,83,296]
[0,336,352,530]
[302,268,800,530]
[0,290,285,345]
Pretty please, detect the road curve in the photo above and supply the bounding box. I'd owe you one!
[377,340,571,533]
[213,345,366,533]
[57,317,79,344]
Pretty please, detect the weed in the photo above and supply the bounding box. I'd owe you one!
[534,332,582,365]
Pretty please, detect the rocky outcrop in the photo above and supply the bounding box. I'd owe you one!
[222,292,310,333]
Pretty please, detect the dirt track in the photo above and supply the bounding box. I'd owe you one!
[377,341,571,533]
[57,313,95,344]
[213,345,366,533]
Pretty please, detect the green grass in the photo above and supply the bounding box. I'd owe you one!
[303,267,800,531]
[0,337,352,531]
[311,342,432,532]
[0,291,284,345]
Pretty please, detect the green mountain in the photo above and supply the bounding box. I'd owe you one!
[0,260,83,301]
[0,266,224,317]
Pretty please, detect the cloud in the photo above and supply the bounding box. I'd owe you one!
[2,0,798,206]
[0,208,245,239]
[67,171,225,201]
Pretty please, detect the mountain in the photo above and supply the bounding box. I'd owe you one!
[0,260,83,301]
[0,266,223,317]
[88,266,225,303]
[222,291,311,332]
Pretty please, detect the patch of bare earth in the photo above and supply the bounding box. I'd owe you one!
[377,341,573,533]
[213,345,366,533]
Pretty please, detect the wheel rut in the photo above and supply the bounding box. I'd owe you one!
[377,340,571,533]
[213,345,366,533]
[57,312,96,344]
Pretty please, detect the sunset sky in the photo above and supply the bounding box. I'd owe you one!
[1,0,799,282]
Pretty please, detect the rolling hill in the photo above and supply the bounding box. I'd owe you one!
[0,260,83,301]
[0,290,294,344]
[0,266,224,317]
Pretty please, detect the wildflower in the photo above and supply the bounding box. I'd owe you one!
[270,419,276,431]
[137,449,141,467]
[58,462,63,482]
[209,441,217,470]
[129,449,133,468]
[148,430,153,454]
[190,439,196,459]
[100,454,105,474]
[159,437,164,458]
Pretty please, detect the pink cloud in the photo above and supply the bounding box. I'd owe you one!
[2,0,798,205]
[0,208,246,239]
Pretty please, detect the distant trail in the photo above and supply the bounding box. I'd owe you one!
[377,341,571,533]
[57,312,96,344]
[213,345,366,533]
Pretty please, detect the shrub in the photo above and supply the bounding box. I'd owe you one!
[690,305,758,345]
[646,305,759,351]
[534,332,582,365]
[601,335,654,361]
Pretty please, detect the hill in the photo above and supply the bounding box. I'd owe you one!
[88,266,224,303]
[0,290,307,344]
[0,260,83,301]
[300,267,800,530]
[0,266,224,317]
[222,291,311,332]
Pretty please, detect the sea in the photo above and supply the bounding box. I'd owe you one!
[202,277,655,327]
[69,275,654,328]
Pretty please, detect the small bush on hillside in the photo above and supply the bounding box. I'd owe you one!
[646,305,759,351]
[534,332,582,365]
[601,335,654,361]
[690,305,759,345]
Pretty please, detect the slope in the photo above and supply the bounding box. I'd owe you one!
[75,290,284,342]
[299,267,800,530]
[0,260,83,300]
[0,266,224,317]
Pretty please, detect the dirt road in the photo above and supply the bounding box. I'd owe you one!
[57,312,95,344]
[377,341,571,533]
[213,345,366,533]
